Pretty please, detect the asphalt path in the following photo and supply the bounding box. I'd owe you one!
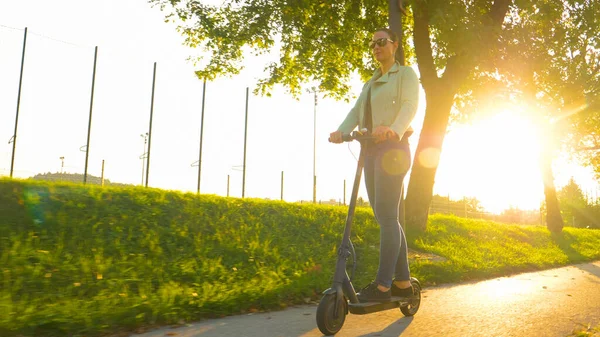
[134,261,600,337]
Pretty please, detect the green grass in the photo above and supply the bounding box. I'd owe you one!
[408,216,600,284]
[1,178,600,337]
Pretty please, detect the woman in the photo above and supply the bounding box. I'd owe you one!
[329,28,419,303]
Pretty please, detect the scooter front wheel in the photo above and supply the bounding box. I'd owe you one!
[316,293,347,335]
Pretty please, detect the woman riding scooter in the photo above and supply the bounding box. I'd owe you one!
[329,27,419,303]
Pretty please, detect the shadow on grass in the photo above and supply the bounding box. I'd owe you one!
[551,231,600,285]
[551,231,587,262]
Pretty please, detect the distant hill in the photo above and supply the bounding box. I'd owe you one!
[30,172,133,188]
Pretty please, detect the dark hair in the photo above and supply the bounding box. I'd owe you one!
[374,28,399,42]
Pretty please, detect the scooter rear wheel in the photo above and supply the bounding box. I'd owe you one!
[400,278,421,316]
[316,293,347,335]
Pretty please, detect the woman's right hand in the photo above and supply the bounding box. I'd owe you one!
[329,131,343,144]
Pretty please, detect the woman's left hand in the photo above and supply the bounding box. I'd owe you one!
[372,126,399,143]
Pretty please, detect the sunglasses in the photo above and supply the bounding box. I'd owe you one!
[370,37,394,49]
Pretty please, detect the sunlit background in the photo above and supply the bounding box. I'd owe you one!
[0,0,597,215]
[435,110,545,213]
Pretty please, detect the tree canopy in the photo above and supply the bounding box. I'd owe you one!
[150,0,510,100]
[150,0,405,99]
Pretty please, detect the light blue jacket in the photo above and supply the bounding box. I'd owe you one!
[337,62,419,138]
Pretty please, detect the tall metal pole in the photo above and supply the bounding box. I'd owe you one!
[83,46,98,184]
[343,179,346,205]
[197,79,207,193]
[227,175,230,197]
[9,27,28,178]
[242,87,249,198]
[145,62,157,188]
[100,160,105,187]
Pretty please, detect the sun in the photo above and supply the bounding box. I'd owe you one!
[428,110,546,214]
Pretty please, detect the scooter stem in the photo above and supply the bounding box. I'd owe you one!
[331,143,367,303]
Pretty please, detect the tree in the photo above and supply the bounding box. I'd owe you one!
[465,0,600,232]
[573,98,600,175]
[356,196,370,207]
[404,0,511,230]
[557,177,588,227]
[150,0,514,231]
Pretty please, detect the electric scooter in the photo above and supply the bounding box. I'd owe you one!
[316,130,422,336]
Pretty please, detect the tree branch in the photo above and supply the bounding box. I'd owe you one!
[441,0,512,91]
[398,0,407,16]
[589,51,600,78]
[413,0,437,91]
[389,0,406,65]
[577,146,600,152]
[488,0,512,26]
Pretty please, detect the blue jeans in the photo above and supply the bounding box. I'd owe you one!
[364,139,411,288]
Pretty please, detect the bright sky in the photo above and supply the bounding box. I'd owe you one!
[1,0,598,213]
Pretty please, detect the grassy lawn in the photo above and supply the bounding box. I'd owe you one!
[1,178,600,337]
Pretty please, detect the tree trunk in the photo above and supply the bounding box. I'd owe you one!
[388,0,405,65]
[405,85,455,231]
[404,0,511,232]
[541,148,564,233]
[389,0,408,228]
[523,71,564,233]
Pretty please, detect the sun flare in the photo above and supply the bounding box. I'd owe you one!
[432,111,546,214]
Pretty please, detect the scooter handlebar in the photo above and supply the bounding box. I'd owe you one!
[329,129,373,143]
[342,133,354,142]
[345,131,374,142]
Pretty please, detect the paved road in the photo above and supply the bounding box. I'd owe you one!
[135,261,600,337]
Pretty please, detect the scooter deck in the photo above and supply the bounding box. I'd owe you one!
[348,297,411,315]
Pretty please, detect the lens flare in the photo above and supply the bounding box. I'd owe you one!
[551,102,589,124]
[418,147,441,169]
[381,149,410,175]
